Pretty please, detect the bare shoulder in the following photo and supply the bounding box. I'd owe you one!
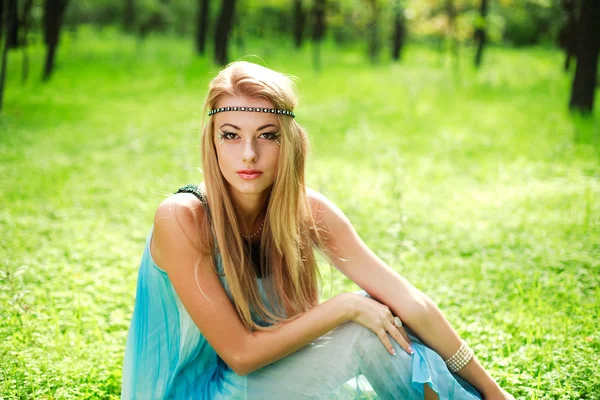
[306,187,329,224]
[151,193,211,271]
[306,187,349,228]
[306,187,327,209]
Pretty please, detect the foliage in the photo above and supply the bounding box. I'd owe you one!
[0,30,599,398]
[493,0,563,45]
[19,0,566,47]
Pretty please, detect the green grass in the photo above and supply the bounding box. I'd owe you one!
[1,27,599,398]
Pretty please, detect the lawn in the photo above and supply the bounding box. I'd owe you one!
[1,27,599,399]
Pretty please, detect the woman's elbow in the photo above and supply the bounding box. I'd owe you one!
[227,354,249,376]
[228,353,260,377]
[232,366,250,377]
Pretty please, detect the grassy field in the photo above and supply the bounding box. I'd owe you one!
[1,28,599,399]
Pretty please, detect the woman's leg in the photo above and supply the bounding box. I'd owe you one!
[424,385,440,400]
[244,320,423,399]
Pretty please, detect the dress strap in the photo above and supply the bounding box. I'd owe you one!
[176,183,207,203]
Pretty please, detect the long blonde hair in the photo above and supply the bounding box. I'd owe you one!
[199,61,322,332]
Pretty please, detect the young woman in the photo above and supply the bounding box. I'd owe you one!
[121,61,515,399]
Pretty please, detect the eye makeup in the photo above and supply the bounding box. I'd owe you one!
[216,130,281,146]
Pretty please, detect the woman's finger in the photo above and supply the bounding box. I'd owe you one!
[377,330,397,356]
[386,321,414,355]
[391,315,412,346]
[397,325,412,346]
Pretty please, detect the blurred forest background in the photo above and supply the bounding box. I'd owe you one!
[0,0,599,399]
[0,0,599,112]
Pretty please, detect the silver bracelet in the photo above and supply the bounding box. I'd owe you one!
[444,340,474,373]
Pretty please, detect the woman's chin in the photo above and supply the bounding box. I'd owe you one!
[228,181,273,197]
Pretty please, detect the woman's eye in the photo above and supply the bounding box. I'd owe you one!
[260,132,280,140]
[221,132,238,140]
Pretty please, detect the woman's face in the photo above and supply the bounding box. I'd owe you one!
[212,95,282,200]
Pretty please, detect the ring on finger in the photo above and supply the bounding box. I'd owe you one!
[393,316,403,328]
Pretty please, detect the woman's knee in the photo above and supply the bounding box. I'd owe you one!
[339,322,411,361]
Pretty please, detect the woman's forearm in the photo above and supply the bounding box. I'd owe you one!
[236,293,351,376]
[392,294,502,397]
[352,257,503,397]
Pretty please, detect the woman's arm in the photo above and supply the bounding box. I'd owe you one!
[307,189,508,398]
[152,194,397,376]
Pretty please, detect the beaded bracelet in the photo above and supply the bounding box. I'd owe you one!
[444,340,474,373]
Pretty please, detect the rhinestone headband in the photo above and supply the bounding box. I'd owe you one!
[208,106,295,118]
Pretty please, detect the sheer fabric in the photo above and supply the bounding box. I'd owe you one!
[121,228,482,399]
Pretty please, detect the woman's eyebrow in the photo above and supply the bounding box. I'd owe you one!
[219,123,279,131]
[257,124,278,131]
[220,123,240,130]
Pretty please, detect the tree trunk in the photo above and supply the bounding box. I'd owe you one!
[214,0,236,65]
[366,0,381,64]
[445,0,458,64]
[569,0,600,114]
[312,0,326,43]
[196,0,209,55]
[560,0,578,71]
[474,0,488,67]
[0,0,4,43]
[42,0,69,81]
[123,0,135,33]
[7,0,20,48]
[311,0,326,71]
[293,0,306,49]
[21,0,33,83]
[0,0,18,112]
[391,0,405,61]
[232,11,244,55]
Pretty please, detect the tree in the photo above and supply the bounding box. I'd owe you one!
[473,0,488,67]
[21,0,34,83]
[311,0,326,70]
[559,0,578,71]
[214,0,236,65]
[196,0,210,55]
[6,0,20,48]
[569,0,600,114]
[42,0,69,81]
[311,0,326,43]
[391,0,406,61]
[293,0,306,49]
[0,0,4,43]
[366,0,381,64]
[0,0,18,112]
[123,0,135,33]
[444,0,458,61]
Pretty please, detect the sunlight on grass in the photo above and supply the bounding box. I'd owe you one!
[0,29,598,398]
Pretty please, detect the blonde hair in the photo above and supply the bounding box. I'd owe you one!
[199,61,322,332]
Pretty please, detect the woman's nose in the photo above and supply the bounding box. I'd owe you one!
[242,138,258,164]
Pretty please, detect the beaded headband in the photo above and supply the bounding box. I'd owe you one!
[208,106,295,118]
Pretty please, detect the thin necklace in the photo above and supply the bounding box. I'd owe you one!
[243,220,264,240]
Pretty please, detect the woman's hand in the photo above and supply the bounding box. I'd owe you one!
[342,293,414,356]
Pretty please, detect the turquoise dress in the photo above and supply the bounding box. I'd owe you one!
[121,185,482,399]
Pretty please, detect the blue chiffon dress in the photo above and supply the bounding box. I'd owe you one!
[121,185,483,400]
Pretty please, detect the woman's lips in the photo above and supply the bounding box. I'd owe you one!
[237,170,263,180]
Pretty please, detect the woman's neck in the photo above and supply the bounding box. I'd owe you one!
[228,187,270,233]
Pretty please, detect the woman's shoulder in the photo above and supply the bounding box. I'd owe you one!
[305,187,341,228]
[155,190,207,225]
[305,187,352,232]
[151,184,211,270]
[305,187,328,208]
[306,187,337,216]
